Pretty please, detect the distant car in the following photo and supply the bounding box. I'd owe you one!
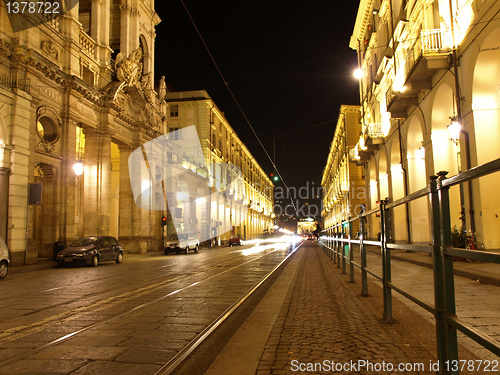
[229,236,242,247]
[0,236,10,279]
[307,235,315,241]
[56,236,124,267]
[164,232,199,254]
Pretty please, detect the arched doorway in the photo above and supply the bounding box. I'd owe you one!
[431,84,463,230]
[472,29,500,248]
[390,139,407,242]
[368,159,378,239]
[407,117,429,243]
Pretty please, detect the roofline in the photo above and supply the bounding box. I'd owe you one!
[349,0,373,50]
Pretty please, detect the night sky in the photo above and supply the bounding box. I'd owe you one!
[154,1,361,218]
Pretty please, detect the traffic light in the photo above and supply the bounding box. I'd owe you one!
[270,173,279,182]
[161,215,167,226]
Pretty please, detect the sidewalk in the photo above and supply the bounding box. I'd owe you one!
[374,247,500,286]
[207,244,483,375]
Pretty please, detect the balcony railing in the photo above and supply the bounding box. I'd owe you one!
[0,66,31,95]
[79,31,97,58]
[41,12,60,31]
[367,123,385,139]
[405,28,451,81]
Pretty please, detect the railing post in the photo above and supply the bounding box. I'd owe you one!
[379,200,393,323]
[437,171,459,372]
[336,225,341,268]
[341,221,347,274]
[360,214,368,296]
[330,227,334,261]
[333,226,337,263]
[330,228,334,259]
[429,175,452,374]
[349,217,354,283]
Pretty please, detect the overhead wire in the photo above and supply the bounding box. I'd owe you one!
[179,0,299,214]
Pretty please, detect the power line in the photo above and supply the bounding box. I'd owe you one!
[244,119,338,145]
[179,0,298,214]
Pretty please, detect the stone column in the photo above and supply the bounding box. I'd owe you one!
[82,128,112,236]
[118,144,144,253]
[0,167,10,242]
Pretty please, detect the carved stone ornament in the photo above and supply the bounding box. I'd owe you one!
[140,72,158,106]
[115,47,143,87]
[41,41,59,60]
[36,107,60,154]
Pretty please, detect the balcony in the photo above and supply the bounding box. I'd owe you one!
[404,29,450,87]
[365,123,385,145]
[349,142,378,166]
[387,29,450,117]
[386,86,418,118]
[79,31,97,59]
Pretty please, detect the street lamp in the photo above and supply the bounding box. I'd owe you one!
[353,68,364,80]
[446,115,476,236]
[73,161,84,176]
[447,116,462,145]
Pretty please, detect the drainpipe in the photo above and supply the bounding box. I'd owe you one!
[448,0,475,235]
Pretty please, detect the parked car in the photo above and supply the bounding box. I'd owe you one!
[56,236,124,267]
[164,232,199,254]
[229,236,242,247]
[0,236,10,279]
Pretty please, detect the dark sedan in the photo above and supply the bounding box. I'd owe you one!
[56,236,124,267]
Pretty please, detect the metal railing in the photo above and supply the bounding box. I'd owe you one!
[320,158,500,375]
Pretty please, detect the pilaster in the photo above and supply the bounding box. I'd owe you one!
[82,128,112,236]
[7,90,31,265]
[118,143,144,253]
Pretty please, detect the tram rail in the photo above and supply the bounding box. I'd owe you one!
[0,240,301,373]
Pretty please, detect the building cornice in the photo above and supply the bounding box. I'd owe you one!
[349,0,374,50]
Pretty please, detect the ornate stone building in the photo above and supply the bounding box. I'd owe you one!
[0,1,167,264]
[349,0,500,247]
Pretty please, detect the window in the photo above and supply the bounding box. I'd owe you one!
[170,127,179,140]
[37,116,59,143]
[170,105,179,117]
[82,66,95,86]
[79,0,92,34]
[108,237,118,245]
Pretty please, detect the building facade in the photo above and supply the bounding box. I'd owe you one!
[164,90,274,243]
[349,0,500,247]
[321,105,365,236]
[0,1,170,265]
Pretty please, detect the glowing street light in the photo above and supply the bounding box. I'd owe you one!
[447,116,462,145]
[353,68,364,80]
[73,161,84,176]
